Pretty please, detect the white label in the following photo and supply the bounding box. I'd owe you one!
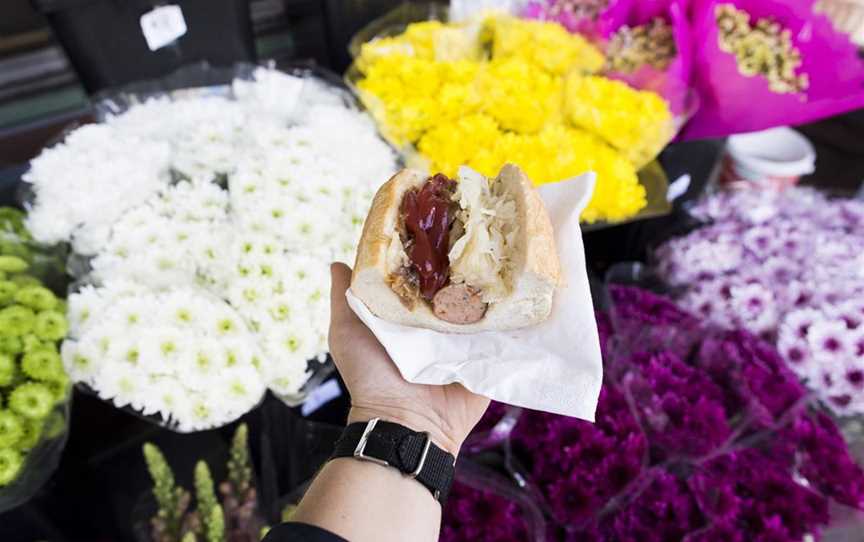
[140,5,187,52]
[667,174,691,202]
[301,379,342,416]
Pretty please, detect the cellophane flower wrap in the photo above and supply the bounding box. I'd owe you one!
[349,5,677,224]
[600,0,695,121]
[0,208,71,513]
[23,65,399,432]
[655,188,864,418]
[681,0,864,139]
[449,284,864,540]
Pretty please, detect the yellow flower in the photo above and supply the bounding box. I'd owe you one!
[488,16,605,75]
[564,74,673,168]
[358,21,480,68]
[418,114,502,177]
[476,58,563,133]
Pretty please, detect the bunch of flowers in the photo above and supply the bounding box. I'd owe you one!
[142,424,266,542]
[521,0,611,35]
[441,480,530,542]
[24,68,398,430]
[354,14,674,223]
[654,188,864,416]
[454,286,864,540]
[0,208,69,488]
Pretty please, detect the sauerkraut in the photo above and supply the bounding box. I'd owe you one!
[448,166,517,302]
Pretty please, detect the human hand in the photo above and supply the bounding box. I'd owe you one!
[328,262,490,457]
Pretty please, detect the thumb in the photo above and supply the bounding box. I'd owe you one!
[329,262,356,329]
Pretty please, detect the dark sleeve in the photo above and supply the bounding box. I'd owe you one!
[263,522,349,542]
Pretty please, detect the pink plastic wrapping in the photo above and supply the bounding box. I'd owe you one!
[602,0,696,117]
[682,0,864,140]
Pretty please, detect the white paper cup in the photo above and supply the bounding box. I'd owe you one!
[722,127,816,190]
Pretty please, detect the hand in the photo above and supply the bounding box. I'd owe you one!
[329,262,490,457]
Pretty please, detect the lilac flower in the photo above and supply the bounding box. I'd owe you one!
[441,481,529,542]
[656,189,864,414]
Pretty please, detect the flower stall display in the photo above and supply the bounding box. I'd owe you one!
[23,67,399,431]
[452,286,864,541]
[140,424,267,542]
[0,208,71,512]
[654,188,864,417]
[350,10,678,224]
[682,0,864,139]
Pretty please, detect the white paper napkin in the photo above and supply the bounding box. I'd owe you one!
[346,173,603,421]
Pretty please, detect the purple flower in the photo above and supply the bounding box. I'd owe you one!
[688,449,830,541]
[608,285,702,358]
[512,384,646,525]
[600,470,703,542]
[781,411,864,510]
[625,351,731,458]
[442,481,529,542]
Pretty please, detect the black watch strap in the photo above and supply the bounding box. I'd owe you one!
[331,419,456,503]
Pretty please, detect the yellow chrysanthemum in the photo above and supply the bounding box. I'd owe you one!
[564,74,674,168]
[358,21,480,68]
[488,16,605,75]
[476,58,563,133]
[418,114,502,177]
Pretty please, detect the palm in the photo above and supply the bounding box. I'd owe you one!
[329,263,489,449]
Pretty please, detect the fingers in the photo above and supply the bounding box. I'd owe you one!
[329,262,355,329]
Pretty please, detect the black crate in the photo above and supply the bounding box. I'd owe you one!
[33,0,256,94]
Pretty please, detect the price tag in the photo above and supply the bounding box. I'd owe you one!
[301,379,342,416]
[140,5,187,52]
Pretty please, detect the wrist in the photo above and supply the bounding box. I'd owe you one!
[348,405,462,458]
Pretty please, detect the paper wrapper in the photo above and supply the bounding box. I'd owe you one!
[346,173,603,421]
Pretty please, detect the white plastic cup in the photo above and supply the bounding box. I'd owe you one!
[722,127,816,190]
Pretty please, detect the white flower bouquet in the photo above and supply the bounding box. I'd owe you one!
[24,64,399,431]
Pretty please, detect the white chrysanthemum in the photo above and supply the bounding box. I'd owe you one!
[43,68,398,428]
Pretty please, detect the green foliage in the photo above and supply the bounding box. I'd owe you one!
[144,442,187,539]
[228,423,251,493]
[181,532,197,542]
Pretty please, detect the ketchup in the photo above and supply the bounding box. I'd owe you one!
[402,174,456,300]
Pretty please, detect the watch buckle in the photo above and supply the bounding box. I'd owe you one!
[408,432,432,479]
[353,418,390,467]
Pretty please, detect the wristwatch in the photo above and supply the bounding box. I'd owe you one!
[331,418,456,504]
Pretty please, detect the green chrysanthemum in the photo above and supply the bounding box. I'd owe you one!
[0,448,23,486]
[14,286,57,311]
[43,374,70,403]
[9,382,54,420]
[33,311,68,341]
[0,336,22,356]
[10,275,40,288]
[43,411,65,440]
[21,348,64,382]
[0,306,36,337]
[21,334,46,354]
[16,416,44,451]
[0,240,31,263]
[0,281,16,306]
[0,353,15,387]
[0,256,28,274]
[0,409,24,448]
